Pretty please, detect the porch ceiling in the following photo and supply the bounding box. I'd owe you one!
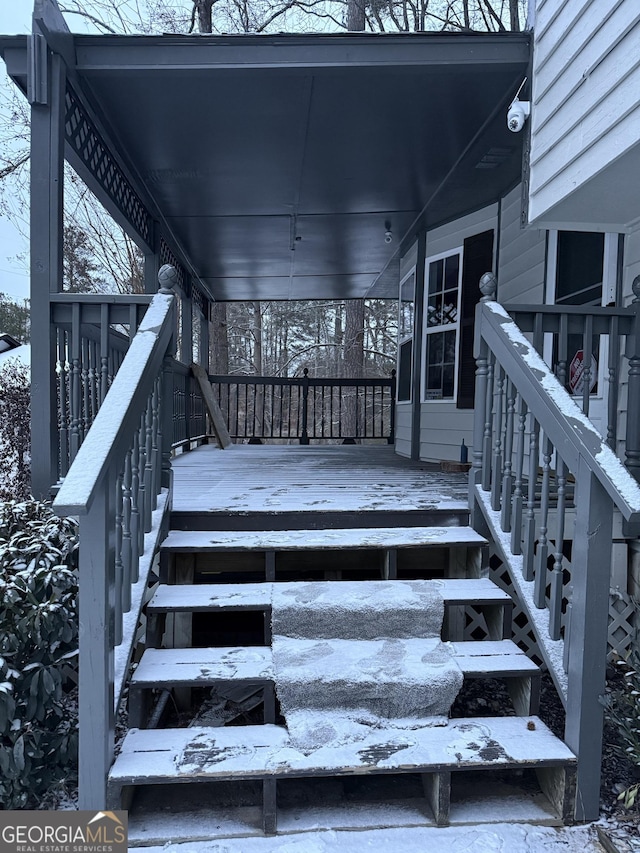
[5,31,530,301]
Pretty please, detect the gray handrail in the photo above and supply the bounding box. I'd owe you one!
[476,300,640,522]
[54,291,175,515]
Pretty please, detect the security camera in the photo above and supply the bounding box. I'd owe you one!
[384,230,393,244]
[507,98,530,133]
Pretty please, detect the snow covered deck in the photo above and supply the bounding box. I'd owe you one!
[170,444,470,527]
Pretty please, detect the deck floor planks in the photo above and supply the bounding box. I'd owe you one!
[170,444,469,516]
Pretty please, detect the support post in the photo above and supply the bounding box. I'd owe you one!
[411,237,427,461]
[78,468,115,809]
[564,456,613,820]
[30,49,65,497]
[625,277,640,481]
[300,368,310,445]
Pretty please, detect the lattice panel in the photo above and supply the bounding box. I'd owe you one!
[487,549,638,666]
[65,86,152,245]
[609,589,638,658]
[487,550,545,666]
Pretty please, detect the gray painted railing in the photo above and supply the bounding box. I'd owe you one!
[209,369,396,444]
[471,273,640,822]
[172,360,208,449]
[53,270,178,810]
[50,294,153,479]
[503,302,634,458]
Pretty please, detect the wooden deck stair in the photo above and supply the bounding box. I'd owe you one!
[110,491,576,840]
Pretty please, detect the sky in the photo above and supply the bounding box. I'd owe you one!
[0,0,33,302]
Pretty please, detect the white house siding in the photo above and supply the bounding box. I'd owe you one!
[419,205,497,462]
[498,185,547,305]
[394,404,412,458]
[528,0,640,230]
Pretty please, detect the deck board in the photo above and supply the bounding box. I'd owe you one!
[110,718,575,786]
[131,640,539,687]
[171,445,469,517]
[148,579,512,613]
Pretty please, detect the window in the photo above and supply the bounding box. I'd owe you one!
[554,231,606,396]
[397,270,415,402]
[421,229,494,407]
[423,251,461,401]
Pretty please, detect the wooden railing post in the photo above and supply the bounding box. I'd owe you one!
[625,276,640,481]
[565,456,613,820]
[300,368,310,445]
[159,266,177,486]
[77,465,115,809]
[389,369,397,444]
[471,273,497,490]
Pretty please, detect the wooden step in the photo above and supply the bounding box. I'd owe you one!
[148,578,511,614]
[160,525,487,582]
[161,526,488,553]
[108,717,576,829]
[147,578,513,642]
[129,639,541,727]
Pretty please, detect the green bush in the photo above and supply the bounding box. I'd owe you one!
[0,499,79,808]
[606,644,640,809]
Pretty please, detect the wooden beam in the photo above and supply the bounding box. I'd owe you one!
[191,362,232,448]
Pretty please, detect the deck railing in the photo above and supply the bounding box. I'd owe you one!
[53,270,179,810]
[471,273,640,821]
[172,360,208,449]
[51,294,153,479]
[209,369,396,444]
[503,301,634,460]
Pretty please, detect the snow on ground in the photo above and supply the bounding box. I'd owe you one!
[135,822,604,853]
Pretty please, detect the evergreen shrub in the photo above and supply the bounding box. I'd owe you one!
[0,500,79,808]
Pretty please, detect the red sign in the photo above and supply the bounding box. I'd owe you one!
[569,350,597,395]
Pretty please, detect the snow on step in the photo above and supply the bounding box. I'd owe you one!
[109,717,575,787]
[273,636,463,722]
[161,526,487,552]
[148,578,511,614]
[130,640,538,688]
[272,580,445,640]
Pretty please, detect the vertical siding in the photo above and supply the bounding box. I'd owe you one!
[529,0,640,226]
[394,403,412,458]
[420,205,498,461]
[498,184,547,305]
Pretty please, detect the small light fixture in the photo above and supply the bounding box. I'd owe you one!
[384,221,393,244]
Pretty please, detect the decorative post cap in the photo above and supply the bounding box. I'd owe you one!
[158,264,178,293]
[632,275,640,304]
[479,272,497,302]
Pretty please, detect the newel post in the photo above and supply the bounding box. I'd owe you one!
[388,369,397,445]
[625,276,640,481]
[564,456,613,820]
[470,273,497,494]
[77,465,116,809]
[300,368,310,445]
[158,265,178,488]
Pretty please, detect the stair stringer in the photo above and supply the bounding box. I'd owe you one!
[472,484,568,705]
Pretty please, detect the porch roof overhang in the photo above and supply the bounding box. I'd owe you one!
[2,30,530,301]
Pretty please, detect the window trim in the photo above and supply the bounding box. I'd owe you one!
[421,246,463,404]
